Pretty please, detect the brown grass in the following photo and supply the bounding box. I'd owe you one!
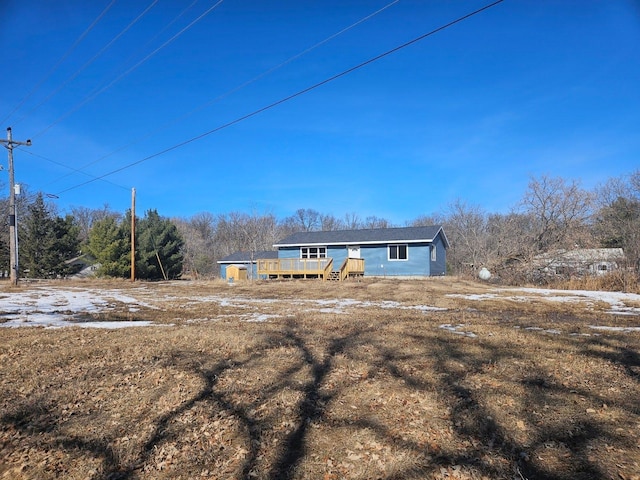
[554,271,640,294]
[0,278,639,480]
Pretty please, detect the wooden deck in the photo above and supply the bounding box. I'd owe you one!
[257,257,364,281]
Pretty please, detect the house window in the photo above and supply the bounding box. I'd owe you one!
[388,244,408,261]
[431,245,437,262]
[301,247,326,259]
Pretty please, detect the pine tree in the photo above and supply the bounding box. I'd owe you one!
[136,210,184,280]
[87,216,129,277]
[19,194,81,278]
[20,194,56,277]
[51,215,81,276]
[0,234,9,278]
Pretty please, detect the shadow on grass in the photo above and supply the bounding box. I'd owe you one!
[1,313,638,480]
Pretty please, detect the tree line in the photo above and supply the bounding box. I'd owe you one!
[1,169,638,283]
[0,193,183,280]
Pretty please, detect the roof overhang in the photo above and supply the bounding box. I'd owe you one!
[275,226,450,249]
[274,238,438,248]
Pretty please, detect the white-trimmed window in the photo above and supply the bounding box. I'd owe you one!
[388,244,408,261]
[301,246,326,259]
[431,245,437,262]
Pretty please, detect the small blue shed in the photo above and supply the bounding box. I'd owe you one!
[218,250,278,280]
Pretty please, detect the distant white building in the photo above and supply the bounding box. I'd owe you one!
[534,248,625,277]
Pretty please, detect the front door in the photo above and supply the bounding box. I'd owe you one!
[348,246,360,258]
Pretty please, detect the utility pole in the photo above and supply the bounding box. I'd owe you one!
[1,127,31,286]
[131,188,136,282]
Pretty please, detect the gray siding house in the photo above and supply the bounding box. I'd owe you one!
[262,225,449,279]
[533,248,625,277]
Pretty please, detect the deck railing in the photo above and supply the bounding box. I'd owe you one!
[340,257,365,281]
[256,257,365,281]
[257,258,333,279]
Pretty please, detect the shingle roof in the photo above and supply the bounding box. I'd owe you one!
[275,225,448,248]
[535,248,625,263]
[217,250,278,263]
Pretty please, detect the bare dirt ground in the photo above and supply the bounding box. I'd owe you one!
[0,277,639,480]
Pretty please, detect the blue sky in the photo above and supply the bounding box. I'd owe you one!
[1,0,639,225]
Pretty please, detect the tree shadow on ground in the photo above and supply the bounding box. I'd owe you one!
[1,314,638,480]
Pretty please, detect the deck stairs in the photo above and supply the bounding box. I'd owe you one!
[326,271,341,281]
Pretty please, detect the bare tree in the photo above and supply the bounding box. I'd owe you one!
[443,200,490,274]
[363,216,391,229]
[319,213,343,231]
[408,214,445,227]
[343,212,362,230]
[283,209,321,232]
[70,204,118,245]
[210,212,282,278]
[519,175,594,253]
[593,170,640,273]
[175,212,217,278]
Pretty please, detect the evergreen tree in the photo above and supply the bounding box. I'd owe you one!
[136,210,184,280]
[20,194,56,277]
[51,215,82,276]
[87,216,130,277]
[19,194,82,278]
[0,234,9,278]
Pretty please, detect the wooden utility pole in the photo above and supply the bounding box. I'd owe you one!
[131,188,136,282]
[1,127,31,286]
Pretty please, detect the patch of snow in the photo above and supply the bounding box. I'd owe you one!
[244,313,280,323]
[524,326,561,335]
[439,324,477,338]
[510,288,640,315]
[307,298,446,314]
[589,325,640,333]
[448,287,640,316]
[0,313,160,329]
[0,287,161,329]
[447,293,501,301]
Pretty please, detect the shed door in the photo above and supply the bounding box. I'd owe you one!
[348,246,360,258]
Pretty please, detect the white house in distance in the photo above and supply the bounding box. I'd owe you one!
[534,248,625,277]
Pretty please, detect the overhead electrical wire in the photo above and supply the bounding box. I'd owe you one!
[34,0,225,140]
[19,149,129,191]
[0,0,117,126]
[43,0,399,189]
[56,0,504,196]
[56,0,505,196]
[12,0,161,127]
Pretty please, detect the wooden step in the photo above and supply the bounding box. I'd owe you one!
[326,271,340,281]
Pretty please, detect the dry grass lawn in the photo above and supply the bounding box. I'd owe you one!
[0,277,639,479]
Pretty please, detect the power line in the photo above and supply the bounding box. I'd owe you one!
[34,0,225,140]
[56,0,505,195]
[13,0,160,128]
[0,0,117,126]
[45,0,400,188]
[18,148,129,191]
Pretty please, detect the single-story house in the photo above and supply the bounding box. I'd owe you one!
[218,250,278,280]
[258,225,449,280]
[533,248,625,277]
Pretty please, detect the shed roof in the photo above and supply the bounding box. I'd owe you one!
[535,248,625,263]
[274,225,449,248]
[217,250,278,264]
